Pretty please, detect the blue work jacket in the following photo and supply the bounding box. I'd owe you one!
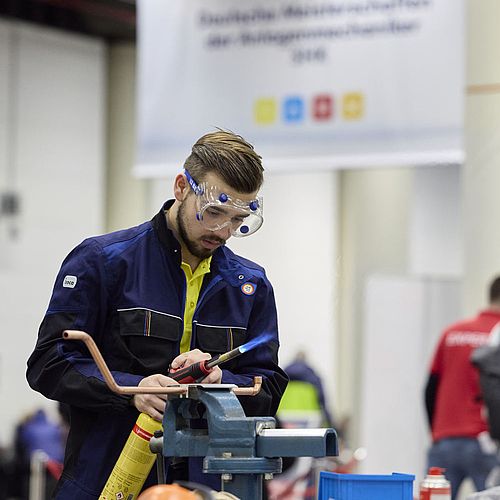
[26,201,288,499]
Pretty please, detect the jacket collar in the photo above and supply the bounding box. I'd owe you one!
[152,201,258,284]
[151,200,181,257]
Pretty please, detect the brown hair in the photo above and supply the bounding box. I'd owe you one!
[184,130,263,193]
[489,276,500,304]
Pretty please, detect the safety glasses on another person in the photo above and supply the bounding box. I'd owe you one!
[184,169,263,237]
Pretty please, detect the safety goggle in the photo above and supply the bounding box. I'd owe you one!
[184,169,263,237]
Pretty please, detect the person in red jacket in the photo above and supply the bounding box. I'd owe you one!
[425,276,500,499]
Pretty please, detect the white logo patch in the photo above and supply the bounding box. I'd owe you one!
[63,275,77,288]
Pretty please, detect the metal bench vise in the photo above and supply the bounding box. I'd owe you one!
[149,383,338,499]
[61,332,338,499]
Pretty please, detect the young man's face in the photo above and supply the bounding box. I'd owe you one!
[177,171,259,260]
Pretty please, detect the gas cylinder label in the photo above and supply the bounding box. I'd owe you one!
[132,423,153,441]
[99,414,162,500]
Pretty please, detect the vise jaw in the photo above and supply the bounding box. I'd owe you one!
[150,383,338,500]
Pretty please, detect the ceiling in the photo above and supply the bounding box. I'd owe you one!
[0,0,136,41]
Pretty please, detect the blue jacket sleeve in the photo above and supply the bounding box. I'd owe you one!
[221,276,288,417]
[26,239,142,412]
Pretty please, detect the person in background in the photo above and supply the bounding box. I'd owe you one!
[424,275,500,499]
[281,351,336,428]
[6,405,68,499]
[26,130,288,499]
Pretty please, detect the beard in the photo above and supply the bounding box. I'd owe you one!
[177,202,224,260]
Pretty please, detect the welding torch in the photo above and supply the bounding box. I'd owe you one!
[168,345,244,383]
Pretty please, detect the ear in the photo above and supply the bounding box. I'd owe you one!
[173,173,189,201]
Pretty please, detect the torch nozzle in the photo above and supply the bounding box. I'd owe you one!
[206,346,243,368]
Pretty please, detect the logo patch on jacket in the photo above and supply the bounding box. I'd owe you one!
[241,282,256,295]
[63,275,77,288]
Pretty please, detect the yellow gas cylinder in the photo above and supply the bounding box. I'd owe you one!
[100,412,162,500]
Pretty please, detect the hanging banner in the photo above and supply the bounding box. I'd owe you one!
[136,0,464,177]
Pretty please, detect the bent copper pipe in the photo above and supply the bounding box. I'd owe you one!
[63,330,187,395]
[63,330,261,396]
[233,376,262,396]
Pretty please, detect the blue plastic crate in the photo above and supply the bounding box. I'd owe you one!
[318,471,415,500]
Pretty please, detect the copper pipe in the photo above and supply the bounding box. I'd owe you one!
[233,376,262,396]
[63,330,262,396]
[63,330,187,395]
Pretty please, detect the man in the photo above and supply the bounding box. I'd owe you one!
[425,276,500,499]
[26,130,289,499]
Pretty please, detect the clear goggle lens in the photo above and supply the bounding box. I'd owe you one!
[185,169,263,237]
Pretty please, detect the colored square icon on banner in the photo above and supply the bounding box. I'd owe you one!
[342,92,364,120]
[283,96,304,123]
[312,94,334,121]
[254,98,277,125]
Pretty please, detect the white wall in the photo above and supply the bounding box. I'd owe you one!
[359,275,461,489]
[463,0,500,315]
[106,43,148,232]
[0,20,106,446]
[0,21,9,191]
[337,167,413,440]
[337,163,464,462]
[0,20,15,269]
[409,165,463,277]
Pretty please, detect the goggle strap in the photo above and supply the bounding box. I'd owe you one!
[184,169,203,196]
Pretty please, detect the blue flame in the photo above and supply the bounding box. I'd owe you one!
[239,332,274,353]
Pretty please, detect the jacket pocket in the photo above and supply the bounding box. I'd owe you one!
[196,324,247,356]
[117,308,182,374]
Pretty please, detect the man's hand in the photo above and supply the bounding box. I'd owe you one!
[170,349,222,384]
[131,374,179,422]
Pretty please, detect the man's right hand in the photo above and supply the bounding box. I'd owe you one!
[132,374,179,422]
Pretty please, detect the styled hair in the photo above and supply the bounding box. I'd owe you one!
[489,276,500,303]
[184,130,264,193]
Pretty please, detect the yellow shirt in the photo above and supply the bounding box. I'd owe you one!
[180,257,212,353]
